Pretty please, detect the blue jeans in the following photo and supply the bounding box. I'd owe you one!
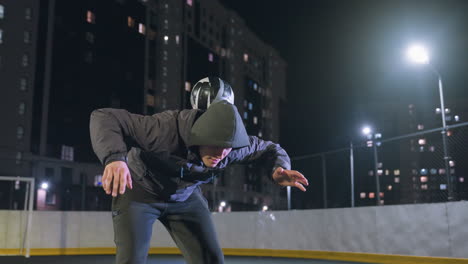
[112,188,224,264]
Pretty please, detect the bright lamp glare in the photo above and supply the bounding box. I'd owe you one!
[262,205,268,211]
[220,201,226,207]
[407,45,429,64]
[362,126,372,135]
[41,182,49,190]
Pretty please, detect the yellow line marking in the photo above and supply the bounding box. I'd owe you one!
[1,248,467,263]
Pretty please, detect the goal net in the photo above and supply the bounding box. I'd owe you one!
[0,176,35,258]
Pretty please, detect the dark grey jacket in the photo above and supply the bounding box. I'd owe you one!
[89,104,290,202]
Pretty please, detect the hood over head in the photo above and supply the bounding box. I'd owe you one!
[188,101,249,148]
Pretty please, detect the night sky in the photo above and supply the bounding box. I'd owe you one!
[221,0,468,157]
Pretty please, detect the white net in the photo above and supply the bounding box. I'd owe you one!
[0,176,35,258]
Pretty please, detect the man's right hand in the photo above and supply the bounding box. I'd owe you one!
[102,161,133,197]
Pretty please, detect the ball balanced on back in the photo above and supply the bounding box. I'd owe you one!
[190,77,234,110]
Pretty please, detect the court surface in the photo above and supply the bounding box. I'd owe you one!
[2,255,375,264]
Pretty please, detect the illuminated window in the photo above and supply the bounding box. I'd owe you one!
[253,83,258,91]
[447,130,452,136]
[419,146,424,152]
[439,168,446,175]
[243,53,248,62]
[186,0,193,6]
[15,152,22,165]
[387,185,392,191]
[248,102,253,110]
[258,131,262,137]
[420,176,428,183]
[94,175,103,187]
[440,184,447,190]
[0,5,4,19]
[17,126,24,139]
[379,192,384,198]
[146,94,155,106]
[420,168,427,175]
[459,177,464,183]
[253,116,258,125]
[429,146,435,152]
[421,184,428,190]
[418,139,426,145]
[22,31,31,44]
[417,124,424,130]
[18,102,25,115]
[22,54,29,67]
[164,35,169,44]
[185,82,191,92]
[449,160,455,167]
[377,162,383,169]
[368,170,374,176]
[138,23,146,35]
[127,16,135,27]
[86,10,95,24]
[25,8,32,20]
[394,169,400,176]
[208,53,213,62]
[163,19,169,30]
[445,108,450,114]
[454,115,460,122]
[435,108,441,114]
[394,177,400,183]
[360,192,366,199]
[243,112,248,120]
[385,170,389,176]
[377,169,383,176]
[175,35,180,45]
[369,192,375,199]
[20,78,28,91]
[61,145,74,161]
[430,168,437,175]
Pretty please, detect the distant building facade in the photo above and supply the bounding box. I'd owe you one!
[0,0,288,211]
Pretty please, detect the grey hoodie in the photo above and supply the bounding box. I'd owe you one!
[89,101,290,202]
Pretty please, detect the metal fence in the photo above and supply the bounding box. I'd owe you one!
[291,122,468,209]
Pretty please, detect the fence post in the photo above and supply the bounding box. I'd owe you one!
[321,154,327,209]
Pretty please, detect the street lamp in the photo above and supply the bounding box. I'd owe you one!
[406,44,453,201]
[362,126,382,206]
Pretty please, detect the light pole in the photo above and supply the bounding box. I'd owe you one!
[350,141,355,207]
[363,126,382,206]
[407,44,453,201]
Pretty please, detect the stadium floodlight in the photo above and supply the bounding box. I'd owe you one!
[407,44,429,64]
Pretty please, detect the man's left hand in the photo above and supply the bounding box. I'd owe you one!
[272,167,308,192]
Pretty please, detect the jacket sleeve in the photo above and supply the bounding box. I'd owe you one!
[228,136,291,173]
[89,108,178,165]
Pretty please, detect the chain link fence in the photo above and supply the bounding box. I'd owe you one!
[292,122,468,209]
